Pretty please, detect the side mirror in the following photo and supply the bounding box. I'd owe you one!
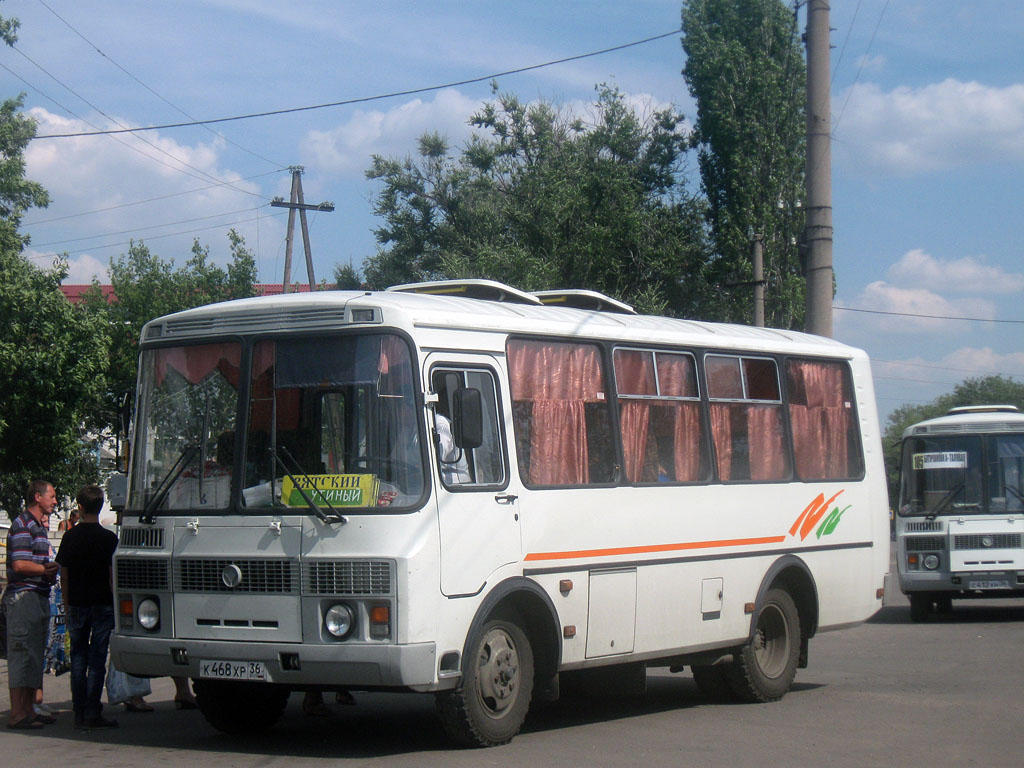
[118,392,133,438]
[452,387,483,450]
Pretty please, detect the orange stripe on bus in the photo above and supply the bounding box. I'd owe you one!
[523,535,787,562]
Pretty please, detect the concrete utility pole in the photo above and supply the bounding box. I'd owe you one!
[803,0,833,337]
[270,167,335,293]
[752,234,765,328]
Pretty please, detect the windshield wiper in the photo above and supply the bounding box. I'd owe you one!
[140,443,199,524]
[927,481,965,520]
[1005,484,1024,505]
[268,445,347,525]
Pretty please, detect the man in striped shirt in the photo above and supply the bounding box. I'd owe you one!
[4,480,59,730]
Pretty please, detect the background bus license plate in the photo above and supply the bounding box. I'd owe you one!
[200,660,267,680]
[968,580,1008,590]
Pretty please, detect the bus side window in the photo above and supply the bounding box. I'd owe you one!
[432,368,506,488]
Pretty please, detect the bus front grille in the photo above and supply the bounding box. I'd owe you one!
[904,536,945,552]
[119,527,164,549]
[303,560,392,595]
[953,533,1022,550]
[175,558,298,594]
[116,558,170,590]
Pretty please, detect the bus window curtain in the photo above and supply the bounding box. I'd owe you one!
[787,360,851,479]
[710,403,733,482]
[748,405,787,480]
[508,340,605,485]
[672,402,702,481]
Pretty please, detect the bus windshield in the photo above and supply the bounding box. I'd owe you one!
[900,433,1024,515]
[243,333,425,511]
[130,341,242,512]
[130,333,426,514]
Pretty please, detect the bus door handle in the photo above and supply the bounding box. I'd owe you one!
[494,494,518,505]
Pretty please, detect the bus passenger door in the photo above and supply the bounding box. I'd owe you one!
[427,356,521,596]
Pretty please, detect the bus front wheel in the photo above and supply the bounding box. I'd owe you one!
[909,593,931,622]
[727,587,801,703]
[436,616,534,747]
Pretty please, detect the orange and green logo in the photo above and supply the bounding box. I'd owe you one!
[790,490,850,541]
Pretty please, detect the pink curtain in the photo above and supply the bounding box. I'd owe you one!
[672,402,702,481]
[508,340,606,486]
[620,400,650,482]
[787,360,854,479]
[748,405,787,480]
[710,403,733,481]
[155,343,240,387]
[614,349,656,395]
[657,353,698,398]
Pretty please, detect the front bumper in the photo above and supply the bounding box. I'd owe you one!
[110,634,449,692]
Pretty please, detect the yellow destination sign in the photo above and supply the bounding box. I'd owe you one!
[280,474,379,508]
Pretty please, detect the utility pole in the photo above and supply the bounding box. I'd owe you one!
[803,0,833,337]
[752,235,765,327]
[270,167,335,293]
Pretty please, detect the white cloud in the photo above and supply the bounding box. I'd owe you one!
[303,89,485,177]
[837,280,996,335]
[873,348,1024,387]
[834,79,1024,174]
[887,249,1024,295]
[23,108,280,270]
[62,253,110,284]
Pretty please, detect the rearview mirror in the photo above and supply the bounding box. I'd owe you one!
[452,387,483,450]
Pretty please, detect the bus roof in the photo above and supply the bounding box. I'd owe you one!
[902,406,1024,438]
[141,284,864,360]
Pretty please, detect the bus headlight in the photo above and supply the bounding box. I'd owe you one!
[325,604,354,638]
[923,554,940,570]
[137,598,160,630]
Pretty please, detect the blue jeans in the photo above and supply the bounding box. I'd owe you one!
[68,604,115,719]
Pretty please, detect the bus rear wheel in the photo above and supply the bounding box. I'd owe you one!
[193,679,290,735]
[727,588,801,703]
[436,617,534,747]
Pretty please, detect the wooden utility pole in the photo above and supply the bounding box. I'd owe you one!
[803,0,833,337]
[270,167,335,292]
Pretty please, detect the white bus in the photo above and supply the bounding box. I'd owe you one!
[896,405,1024,621]
[110,279,889,746]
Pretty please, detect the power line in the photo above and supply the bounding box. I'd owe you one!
[33,0,285,169]
[29,210,288,257]
[835,305,1024,324]
[23,170,284,227]
[874,358,1024,379]
[9,44,273,199]
[833,0,890,136]
[32,206,271,248]
[32,29,683,140]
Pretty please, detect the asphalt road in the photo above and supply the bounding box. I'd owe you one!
[3,580,1023,767]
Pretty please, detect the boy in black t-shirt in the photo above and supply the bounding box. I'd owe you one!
[55,485,120,729]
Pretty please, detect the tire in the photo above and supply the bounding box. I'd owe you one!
[436,617,534,747]
[193,679,290,735]
[726,587,801,703]
[935,595,954,614]
[909,593,931,623]
[691,664,736,702]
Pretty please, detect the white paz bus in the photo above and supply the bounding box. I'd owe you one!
[896,405,1024,621]
[110,280,889,746]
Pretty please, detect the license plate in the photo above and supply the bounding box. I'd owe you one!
[199,660,267,681]
[968,580,1009,590]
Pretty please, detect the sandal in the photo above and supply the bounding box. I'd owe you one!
[302,700,331,717]
[7,717,45,730]
[125,697,154,713]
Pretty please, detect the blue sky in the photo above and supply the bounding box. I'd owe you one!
[3,0,1023,425]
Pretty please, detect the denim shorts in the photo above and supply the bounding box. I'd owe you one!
[3,589,49,689]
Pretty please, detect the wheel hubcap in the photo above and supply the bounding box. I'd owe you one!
[753,602,790,679]
[476,628,520,716]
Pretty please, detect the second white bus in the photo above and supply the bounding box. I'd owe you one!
[110,280,889,746]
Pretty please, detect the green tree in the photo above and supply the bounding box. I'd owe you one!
[82,230,258,439]
[882,375,1024,505]
[333,261,364,290]
[0,8,111,513]
[361,85,711,317]
[681,0,807,327]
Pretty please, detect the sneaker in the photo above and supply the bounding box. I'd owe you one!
[83,716,119,729]
[34,703,54,717]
